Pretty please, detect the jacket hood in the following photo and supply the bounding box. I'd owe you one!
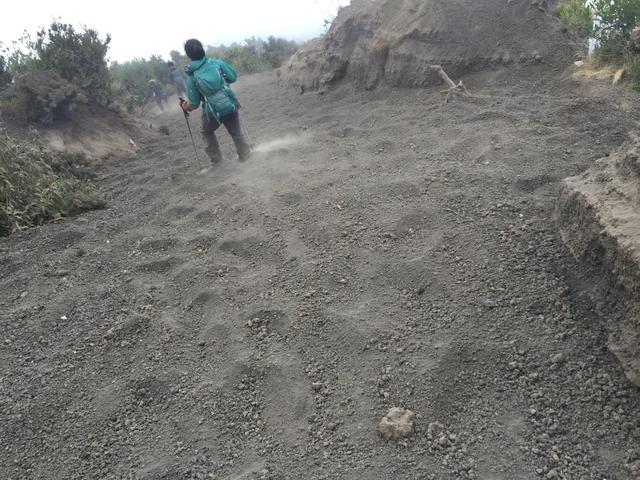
[185,58,207,75]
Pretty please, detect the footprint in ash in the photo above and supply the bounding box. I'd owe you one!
[136,256,182,274]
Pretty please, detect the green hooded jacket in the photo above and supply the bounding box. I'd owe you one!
[185,58,239,120]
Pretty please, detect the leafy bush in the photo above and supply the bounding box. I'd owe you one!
[592,0,640,58]
[0,130,104,235]
[262,36,299,68]
[28,22,112,104]
[0,55,11,88]
[1,70,85,125]
[0,21,111,125]
[557,0,640,91]
[630,26,640,53]
[213,45,272,75]
[170,50,189,71]
[557,0,595,39]
[206,37,299,75]
[625,53,640,90]
[557,0,640,57]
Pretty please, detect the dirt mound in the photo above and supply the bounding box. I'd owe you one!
[557,136,640,386]
[281,0,577,91]
[1,105,152,161]
[41,106,148,159]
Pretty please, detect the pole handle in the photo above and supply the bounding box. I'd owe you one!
[178,96,189,118]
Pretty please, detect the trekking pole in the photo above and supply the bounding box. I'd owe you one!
[178,97,200,164]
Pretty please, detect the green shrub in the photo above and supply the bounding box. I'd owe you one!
[29,22,112,104]
[0,21,112,129]
[0,131,104,235]
[0,70,85,125]
[0,55,11,88]
[0,21,112,121]
[625,53,640,90]
[557,0,595,39]
[557,0,640,59]
[593,0,640,58]
[169,50,189,71]
[218,46,271,75]
[262,36,299,68]
[206,37,299,75]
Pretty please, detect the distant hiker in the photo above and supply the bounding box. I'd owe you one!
[148,79,168,111]
[167,61,186,96]
[180,38,251,164]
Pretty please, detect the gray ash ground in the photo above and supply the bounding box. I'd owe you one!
[1,72,640,479]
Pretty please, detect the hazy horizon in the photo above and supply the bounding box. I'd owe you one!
[0,0,350,63]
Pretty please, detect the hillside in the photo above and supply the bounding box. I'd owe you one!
[281,0,577,91]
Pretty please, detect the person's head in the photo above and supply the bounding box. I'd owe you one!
[184,39,205,61]
[167,61,175,67]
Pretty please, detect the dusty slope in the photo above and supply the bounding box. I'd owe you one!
[2,105,143,161]
[281,0,577,91]
[1,74,640,479]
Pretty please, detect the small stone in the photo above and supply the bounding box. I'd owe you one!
[427,422,444,437]
[19,291,28,299]
[311,382,323,391]
[378,407,415,441]
[551,353,565,364]
[437,435,451,447]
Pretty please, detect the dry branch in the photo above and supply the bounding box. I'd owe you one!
[429,65,471,103]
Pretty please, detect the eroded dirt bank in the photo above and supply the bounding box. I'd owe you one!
[1,74,640,479]
[557,137,640,387]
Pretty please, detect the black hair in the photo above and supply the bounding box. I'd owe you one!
[167,61,175,67]
[184,39,206,61]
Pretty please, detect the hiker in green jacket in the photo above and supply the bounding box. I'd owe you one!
[180,39,251,164]
[167,61,186,96]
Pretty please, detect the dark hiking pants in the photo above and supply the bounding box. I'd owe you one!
[201,109,251,163]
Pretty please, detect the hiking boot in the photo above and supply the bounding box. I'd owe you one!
[238,151,251,162]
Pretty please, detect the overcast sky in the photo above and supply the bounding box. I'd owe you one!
[0,0,350,63]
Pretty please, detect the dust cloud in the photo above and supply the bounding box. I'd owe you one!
[252,134,310,154]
